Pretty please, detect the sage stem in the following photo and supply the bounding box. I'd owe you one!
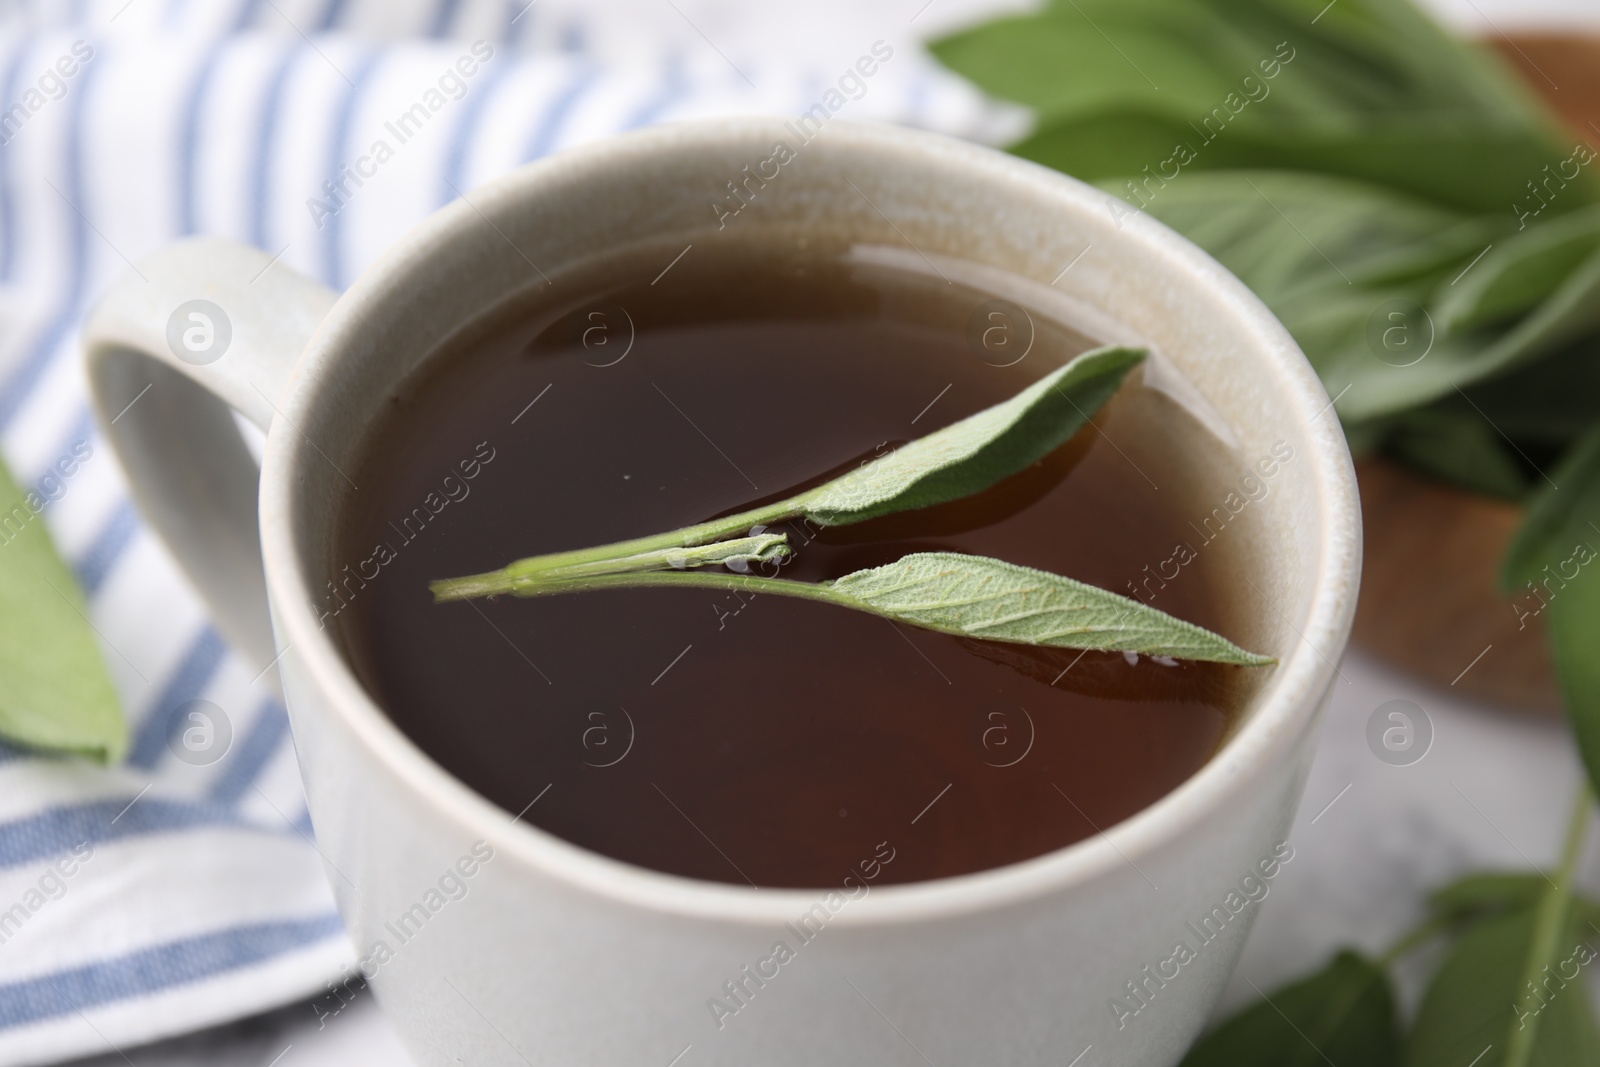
[1505,781,1593,1067]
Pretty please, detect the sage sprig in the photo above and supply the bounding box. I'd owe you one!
[432,345,1272,667]
[439,344,1146,593]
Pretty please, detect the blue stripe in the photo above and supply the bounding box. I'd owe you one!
[74,498,139,598]
[559,20,587,54]
[0,43,97,434]
[232,0,265,32]
[504,0,535,47]
[0,914,345,1028]
[0,43,33,280]
[438,54,512,206]
[0,797,271,870]
[293,805,315,839]
[520,64,597,162]
[428,0,464,38]
[905,70,931,127]
[312,0,349,32]
[249,42,305,251]
[322,51,384,289]
[127,627,230,769]
[622,52,688,130]
[208,698,290,806]
[31,405,93,486]
[177,44,227,235]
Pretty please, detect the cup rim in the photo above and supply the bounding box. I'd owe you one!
[259,118,1360,927]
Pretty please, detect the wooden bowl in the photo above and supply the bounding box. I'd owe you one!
[1352,34,1598,715]
[1354,459,1562,714]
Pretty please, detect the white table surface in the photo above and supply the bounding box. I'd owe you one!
[59,0,1600,1062]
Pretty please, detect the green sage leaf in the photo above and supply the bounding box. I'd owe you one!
[1408,791,1594,1067]
[1502,427,1600,590]
[799,345,1144,525]
[1431,873,1555,923]
[1022,114,1574,219]
[0,453,125,761]
[436,550,1271,665]
[1436,207,1600,336]
[1430,871,1600,934]
[430,343,1271,666]
[1453,336,1600,446]
[1548,586,1600,815]
[1180,951,1399,1067]
[1503,429,1600,801]
[1125,172,1600,423]
[931,0,1586,214]
[1380,407,1529,501]
[826,552,1270,665]
[1405,904,1600,1067]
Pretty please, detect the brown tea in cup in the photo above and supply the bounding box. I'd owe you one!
[332,234,1261,888]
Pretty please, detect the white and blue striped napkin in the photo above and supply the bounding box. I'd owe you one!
[0,1,1014,1061]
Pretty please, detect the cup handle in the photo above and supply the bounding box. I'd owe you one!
[82,238,338,686]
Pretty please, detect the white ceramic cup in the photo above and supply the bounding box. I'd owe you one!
[82,119,1359,1067]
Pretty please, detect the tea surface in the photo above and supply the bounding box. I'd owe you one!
[335,240,1257,888]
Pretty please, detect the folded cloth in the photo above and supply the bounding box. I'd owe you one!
[0,0,1009,1061]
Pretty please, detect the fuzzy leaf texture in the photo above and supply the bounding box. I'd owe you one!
[799,345,1144,525]
[827,552,1271,665]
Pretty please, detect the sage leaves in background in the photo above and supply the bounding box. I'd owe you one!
[930,0,1600,458]
[1503,431,1600,798]
[1188,796,1600,1067]
[0,453,124,761]
[930,0,1581,213]
[433,346,1271,665]
[1407,908,1600,1067]
[1179,951,1399,1067]
[929,0,1600,1060]
[1410,796,1598,1067]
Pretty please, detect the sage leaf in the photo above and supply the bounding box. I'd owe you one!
[1435,207,1600,335]
[1502,426,1600,593]
[1453,337,1600,446]
[430,344,1271,666]
[1022,115,1575,219]
[796,345,1144,525]
[1429,871,1600,935]
[1547,586,1600,814]
[1407,791,1595,1067]
[932,0,1586,212]
[1180,951,1399,1067]
[1431,873,1556,923]
[0,453,125,762]
[435,344,1144,589]
[1405,905,1600,1067]
[1380,407,1529,501]
[435,552,1271,665]
[1124,172,1600,423]
[1501,428,1600,798]
[826,552,1270,665]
